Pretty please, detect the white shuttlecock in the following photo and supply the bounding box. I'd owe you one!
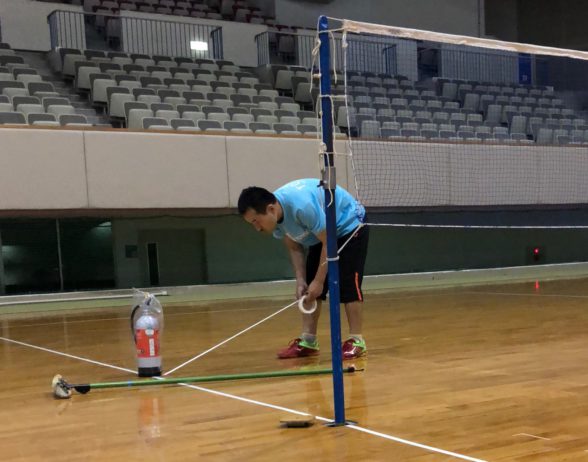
[52,374,72,399]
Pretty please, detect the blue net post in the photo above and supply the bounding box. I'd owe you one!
[318,15,346,426]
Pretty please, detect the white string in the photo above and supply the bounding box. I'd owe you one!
[341,30,361,203]
[366,222,588,229]
[164,299,300,375]
[310,23,365,268]
[319,222,366,267]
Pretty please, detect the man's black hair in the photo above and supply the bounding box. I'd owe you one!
[238,186,277,215]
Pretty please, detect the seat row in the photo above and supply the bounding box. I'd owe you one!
[0,111,90,127]
[122,100,317,127]
[0,81,62,102]
[55,48,240,78]
[339,107,486,129]
[78,69,260,93]
[108,87,303,118]
[439,81,554,101]
[356,122,529,143]
[355,118,588,146]
[356,122,556,145]
[139,117,319,135]
[484,104,576,126]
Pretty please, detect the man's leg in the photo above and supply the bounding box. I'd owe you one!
[302,300,322,335]
[344,300,362,334]
[276,244,324,359]
[339,226,369,359]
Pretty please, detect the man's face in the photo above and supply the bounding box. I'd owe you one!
[242,205,278,234]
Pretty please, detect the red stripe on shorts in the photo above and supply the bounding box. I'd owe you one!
[355,272,362,301]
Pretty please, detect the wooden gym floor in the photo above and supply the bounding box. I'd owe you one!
[2,277,588,461]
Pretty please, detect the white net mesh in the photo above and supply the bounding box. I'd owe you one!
[316,18,588,228]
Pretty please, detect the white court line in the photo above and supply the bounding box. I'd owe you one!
[0,291,168,306]
[0,335,487,462]
[164,299,299,376]
[0,336,134,373]
[6,305,274,328]
[463,291,588,299]
[513,433,551,441]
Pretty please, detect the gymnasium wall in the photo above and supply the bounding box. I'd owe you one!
[1,127,588,292]
[109,212,588,288]
[0,128,354,211]
[0,0,487,54]
[2,128,588,212]
[0,0,81,51]
[275,0,485,36]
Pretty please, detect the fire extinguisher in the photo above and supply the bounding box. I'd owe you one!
[131,291,163,377]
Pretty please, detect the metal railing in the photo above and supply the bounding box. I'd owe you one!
[439,46,521,84]
[121,14,223,58]
[255,31,322,68]
[48,10,86,50]
[48,10,223,59]
[255,30,398,76]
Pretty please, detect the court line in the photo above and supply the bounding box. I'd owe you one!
[0,335,487,462]
[164,300,300,376]
[1,291,446,328]
[0,291,169,307]
[513,433,551,441]
[2,305,279,328]
[462,291,588,299]
[0,336,134,374]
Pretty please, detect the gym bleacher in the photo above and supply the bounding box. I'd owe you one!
[37,0,277,25]
[0,2,586,144]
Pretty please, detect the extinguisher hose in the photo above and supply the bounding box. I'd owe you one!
[130,304,140,344]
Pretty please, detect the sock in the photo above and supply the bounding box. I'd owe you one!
[349,334,364,343]
[301,332,317,345]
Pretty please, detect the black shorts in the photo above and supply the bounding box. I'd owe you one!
[306,224,369,304]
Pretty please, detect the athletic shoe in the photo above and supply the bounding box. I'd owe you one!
[277,338,320,359]
[342,338,366,360]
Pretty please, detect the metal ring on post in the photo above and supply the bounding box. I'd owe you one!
[298,295,318,314]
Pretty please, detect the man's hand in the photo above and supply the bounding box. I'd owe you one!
[296,277,308,299]
[305,279,323,302]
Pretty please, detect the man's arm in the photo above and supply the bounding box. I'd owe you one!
[306,230,327,302]
[284,235,307,299]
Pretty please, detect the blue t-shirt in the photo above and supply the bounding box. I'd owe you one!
[272,178,365,247]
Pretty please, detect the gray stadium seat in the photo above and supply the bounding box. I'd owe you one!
[198,120,225,131]
[535,127,553,144]
[128,108,154,129]
[142,117,172,130]
[273,123,298,134]
[59,114,89,126]
[0,111,26,124]
[170,118,196,130]
[28,113,56,125]
[181,111,206,125]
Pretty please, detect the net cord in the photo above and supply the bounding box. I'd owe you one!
[367,223,588,229]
